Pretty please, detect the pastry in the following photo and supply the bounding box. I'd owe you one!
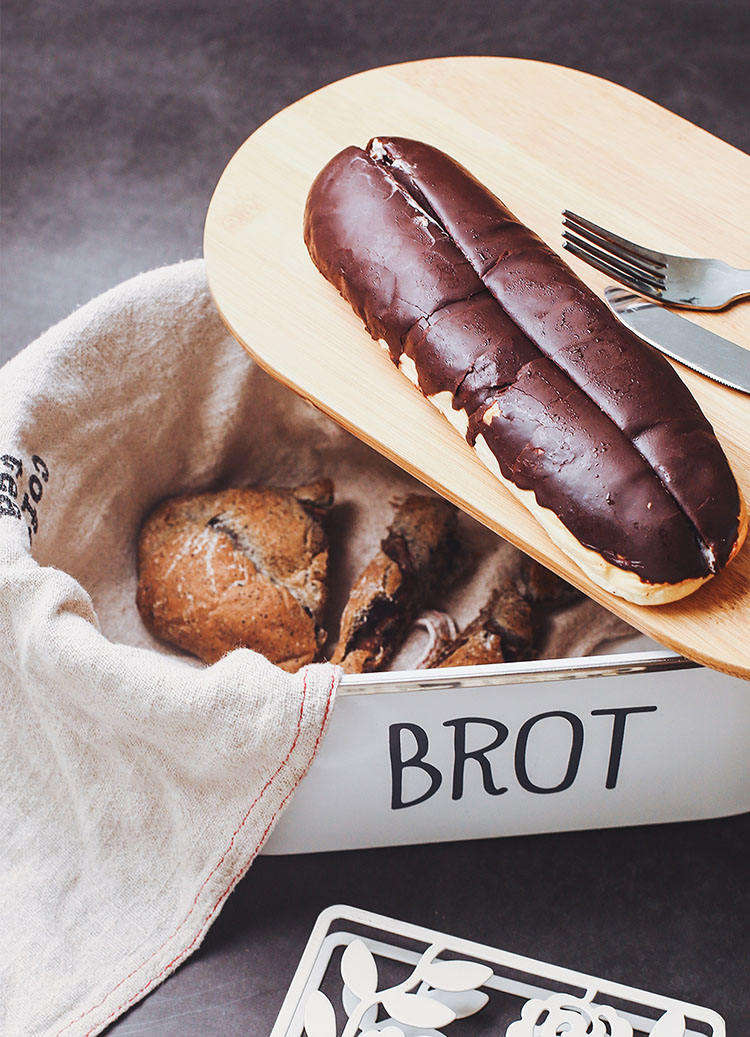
[331,494,460,673]
[136,480,332,669]
[304,137,746,605]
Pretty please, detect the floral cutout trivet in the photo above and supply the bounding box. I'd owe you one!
[270,905,724,1037]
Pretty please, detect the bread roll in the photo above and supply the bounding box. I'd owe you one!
[137,482,332,669]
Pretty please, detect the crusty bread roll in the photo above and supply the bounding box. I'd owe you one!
[303,138,746,604]
[137,481,332,669]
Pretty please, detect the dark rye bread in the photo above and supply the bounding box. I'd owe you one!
[435,579,533,668]
[331,494,460,673]
[304,139,745,603]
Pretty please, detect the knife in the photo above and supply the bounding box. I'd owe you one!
[604,286,750,395]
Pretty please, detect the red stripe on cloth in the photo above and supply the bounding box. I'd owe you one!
[56,666,334,1037]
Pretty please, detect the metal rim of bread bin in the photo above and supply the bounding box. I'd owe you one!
[264,648,749,854]
[271,904,725,1035]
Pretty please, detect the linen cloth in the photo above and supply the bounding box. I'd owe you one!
[0,260,339,1036]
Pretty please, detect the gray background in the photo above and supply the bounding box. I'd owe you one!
[2,0,748,1033]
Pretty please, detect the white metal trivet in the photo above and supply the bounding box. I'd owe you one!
[270,905,724,1036]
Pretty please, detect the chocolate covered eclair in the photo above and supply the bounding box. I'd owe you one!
[304,139,746,603]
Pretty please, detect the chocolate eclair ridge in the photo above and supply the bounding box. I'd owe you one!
[304,142,745,602]
[392,315,721,597]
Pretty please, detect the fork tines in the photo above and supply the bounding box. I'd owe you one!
[562,210,666,297]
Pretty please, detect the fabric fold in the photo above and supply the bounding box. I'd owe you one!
[0,260,339,1036]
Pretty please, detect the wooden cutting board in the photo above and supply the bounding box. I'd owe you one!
[204,57,750,679]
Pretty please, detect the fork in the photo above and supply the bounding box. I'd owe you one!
[562,210,750,310]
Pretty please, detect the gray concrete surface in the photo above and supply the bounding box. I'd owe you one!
[2,1,748,1033]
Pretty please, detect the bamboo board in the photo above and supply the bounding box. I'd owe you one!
[204,57,750,678]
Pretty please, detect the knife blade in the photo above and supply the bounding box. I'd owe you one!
[604,286,750,395]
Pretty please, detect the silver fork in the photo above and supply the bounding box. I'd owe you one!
[562,210,750,310]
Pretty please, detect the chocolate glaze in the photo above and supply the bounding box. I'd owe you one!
[374,136,741,570]
[303,147,480,359]
[404,292,539,417]
[475,358,706,581]
[303,143,740,584]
